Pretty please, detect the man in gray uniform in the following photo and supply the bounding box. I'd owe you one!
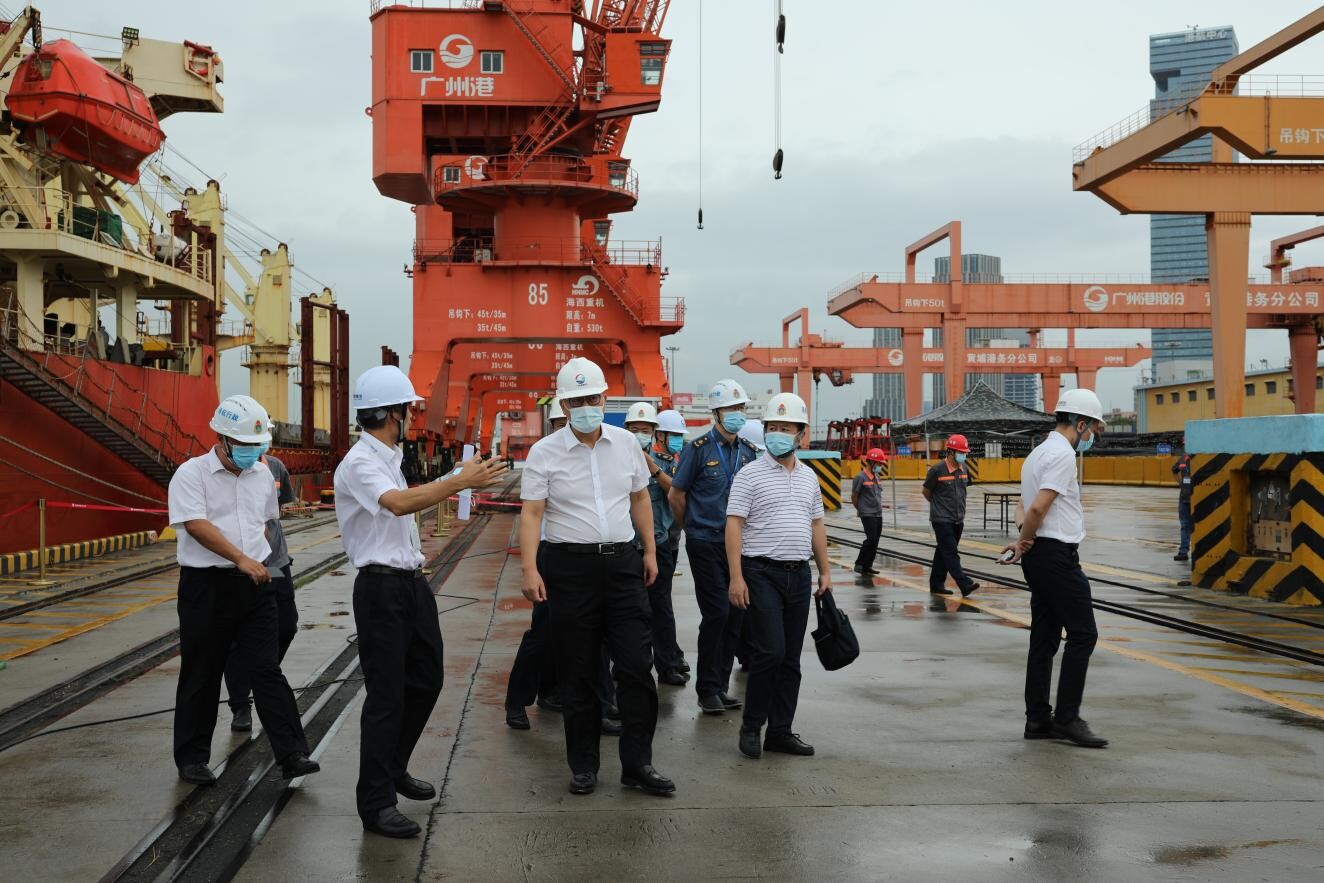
[224,453,299,732]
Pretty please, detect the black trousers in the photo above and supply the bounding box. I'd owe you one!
[687,537,744,698]
[543,542,657,775]
[648,543,685,672]
[1021,538,1098,724]
[174,567,308,767]
[353,570,445,817]
[855,515,882,570]
[741,558,811,737]
[930,520,974,592]
[224,565,298,711]
[505,546,615,712]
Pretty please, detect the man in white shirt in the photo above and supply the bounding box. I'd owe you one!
[726,393,832,760]
[335,365,506,839]
[1002,388,1108,749]
[520,358,674,798]
[168,395,319,787]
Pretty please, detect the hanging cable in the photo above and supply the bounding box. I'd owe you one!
[772,0,784,180]
[696,0,704,230]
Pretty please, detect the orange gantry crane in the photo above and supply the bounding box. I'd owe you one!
[829,220,1324,417]
[369,0,681,459]
[1073,7,1324,418]
[731,308,1150,423]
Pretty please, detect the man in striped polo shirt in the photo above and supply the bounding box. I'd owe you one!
[725,392,833,759]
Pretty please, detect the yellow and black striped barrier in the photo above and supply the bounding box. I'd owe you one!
[797,451,842,510]
[0,530,158,577]
[1190,452,1324,606]
[965,457,980,482]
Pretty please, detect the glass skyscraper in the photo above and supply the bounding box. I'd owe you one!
[1149,26,1239,383]
[863,327,906,420]
[931,254,1034,408]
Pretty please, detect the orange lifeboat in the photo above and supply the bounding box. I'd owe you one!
[5,39,164,184]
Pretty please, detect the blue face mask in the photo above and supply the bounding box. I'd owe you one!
[633,431,653,450]
[954,452,967,463]
[720,411,747,434]
[1076,430,1094,454]
[667,435,684,454]
[764,431,798,457]
[229,443,262,470]
[570,406,604,433]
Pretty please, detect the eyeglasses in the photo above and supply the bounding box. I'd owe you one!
[563,394,603,408]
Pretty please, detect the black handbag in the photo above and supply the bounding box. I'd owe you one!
[811,591,859,671]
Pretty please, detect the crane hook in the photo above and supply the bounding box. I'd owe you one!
[776,13,786,53]
[772,148,784,180]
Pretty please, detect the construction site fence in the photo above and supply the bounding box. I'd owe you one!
[840,455,1182,488]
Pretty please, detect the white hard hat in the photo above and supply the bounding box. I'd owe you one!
[738,418,765,449]
[656,409,687,434]
[708,379,749,410]
[556,357,609,399]
[625,401,659,425]
[210,394,273,444]
[1054,388,1104,423]
[353,365,423,411]
[764,392,809,425]
[548,399,565,420]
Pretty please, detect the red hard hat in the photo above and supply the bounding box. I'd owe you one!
[946,434,970,453]
[865,447,887,462]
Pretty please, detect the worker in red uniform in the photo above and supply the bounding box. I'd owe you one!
[850,448,887,576]
[922,434,980,597]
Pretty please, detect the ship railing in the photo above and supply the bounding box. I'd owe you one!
[0,304,211,465]
[0,186,214,286]
[369,0,483,13]
[414,236,661,267]
[434,154,638,199]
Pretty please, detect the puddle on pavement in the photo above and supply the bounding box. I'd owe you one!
[1152,839,1301,865]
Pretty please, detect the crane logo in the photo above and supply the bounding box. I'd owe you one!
[1083,285,1110,313]
[886,348,903,367]
[439,34,474,69]
[571,274,600,298]
[573,372,587,386]
[464,155,487,180]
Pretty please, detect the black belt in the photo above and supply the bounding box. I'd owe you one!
[1034,537,1079,550]
[746,556,808,571]
[360,564,424,578]
[545,541,634,556]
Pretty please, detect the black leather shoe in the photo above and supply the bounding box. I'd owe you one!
[739,728,762,759]
[853,564,866,575]
[280,752,321,779]
[698,694,726,715]
[1052,718,1109,748]
[658,669,688,687]
[1024,719,1053,740]
[362,806,421,838]
[865,567,880,575]
[604,704,621,722]
[718,691,742,710]
[505,705,530,729]
[678,660,691,674]
[764,733,815,756]
[536,694,563,713]
[621,765,675,795]
[960,582,981,597]
[600,717,622,736]
[395,773,436,801]
[569,772,597,795]
[930,586,953,596]
[178,763,217,786]
[1174,553,1189,562]
[230,707,252,732]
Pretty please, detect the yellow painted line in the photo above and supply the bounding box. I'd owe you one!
[833,556,1324,722]
[0,621,69,629]
[0,593,177,661]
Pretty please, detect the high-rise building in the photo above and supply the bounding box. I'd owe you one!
[864,327,906,420]
[931,254,1030,407]
[1149,26,1239,383]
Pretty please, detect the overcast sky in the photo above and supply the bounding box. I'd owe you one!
[51,0,1324,422]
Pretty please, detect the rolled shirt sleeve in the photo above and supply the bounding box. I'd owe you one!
[168,461,207,527]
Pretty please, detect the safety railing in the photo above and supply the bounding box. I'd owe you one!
[434,154,638,199]
[369,0,481,12]
[0,306,210,467]
[414,236,661,267]
[0,185,213,286]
